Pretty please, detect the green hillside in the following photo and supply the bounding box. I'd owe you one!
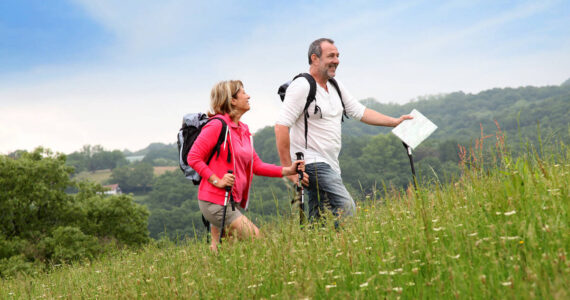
[2,142,568,298]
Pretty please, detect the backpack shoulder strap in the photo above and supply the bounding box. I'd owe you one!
[294,73,317,112]
[205,117,231,164]
[328,78,349,121]
[293,73,317,149]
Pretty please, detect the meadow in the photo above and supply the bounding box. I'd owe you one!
[1,140,568,299]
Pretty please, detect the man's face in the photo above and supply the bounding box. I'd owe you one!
[315,41,339,79]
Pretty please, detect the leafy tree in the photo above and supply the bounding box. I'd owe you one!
[0,148,149,277]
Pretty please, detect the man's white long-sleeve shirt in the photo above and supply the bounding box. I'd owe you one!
[276,77,366,174]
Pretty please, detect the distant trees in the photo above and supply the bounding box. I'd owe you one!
[66,145,127,173]
[0,148,149,278]
[141,143,178,166]
[142,171,203,239]
[110,162,154,193]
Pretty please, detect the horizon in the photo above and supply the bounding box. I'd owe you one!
[1,0,569,154]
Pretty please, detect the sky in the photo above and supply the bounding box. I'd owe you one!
[1,0,569,155]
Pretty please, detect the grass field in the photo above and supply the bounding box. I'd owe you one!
[2,143,569,299]
[73,166,178,186]
[73,169,113,185]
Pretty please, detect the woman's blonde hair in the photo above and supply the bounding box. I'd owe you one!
[209,80,243,117]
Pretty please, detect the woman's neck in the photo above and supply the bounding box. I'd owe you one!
[231,112,242,125]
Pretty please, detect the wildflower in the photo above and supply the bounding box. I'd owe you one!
[373,231,380,234]
[366,247,372,250]
[352,272,364,275]
[495,212,501,215]
[432,218,439,223]
[392,287,403,293]
[325,270,334,274]
[335,252,343,257]
[480,275,486,284]
[456,223,463,227]
[407,282,416,286]
[325,284,337,290]
[448,254,460,259]
[501,281,512,287]
[503,210,516,216]
[500,236,520,240]
[433,227,444,231]
[287,281,297,285]
[468,232,478,237]
[360,282,369,288]
[519,241,524,244]
[412,267,419,274]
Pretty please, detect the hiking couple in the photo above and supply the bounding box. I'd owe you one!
[188,38,412,251]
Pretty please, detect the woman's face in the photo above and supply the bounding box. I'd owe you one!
[231,87,250,113]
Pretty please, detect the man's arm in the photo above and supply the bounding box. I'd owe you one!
[360,108,413,127]
[275,124,292,167]
[274,124,297,183]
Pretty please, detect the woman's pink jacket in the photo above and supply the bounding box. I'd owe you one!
[187,113,283,210]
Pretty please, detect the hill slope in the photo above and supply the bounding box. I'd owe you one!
[2,144,568,299]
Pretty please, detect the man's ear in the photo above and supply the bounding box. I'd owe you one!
[310,53,319,65]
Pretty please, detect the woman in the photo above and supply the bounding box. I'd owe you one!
[187,80,307,251]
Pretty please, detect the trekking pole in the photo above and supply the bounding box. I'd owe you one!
[295,152,306,225]
[219,170,233,244]
[402,142,417,190]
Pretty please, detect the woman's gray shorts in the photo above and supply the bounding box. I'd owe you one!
[199,200,243,229]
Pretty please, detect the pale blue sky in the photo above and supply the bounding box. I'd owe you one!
[1,0,569,154]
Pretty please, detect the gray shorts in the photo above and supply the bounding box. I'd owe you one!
[199,200,243,229]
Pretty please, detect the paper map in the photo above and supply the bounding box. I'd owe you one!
[391,109,437,150]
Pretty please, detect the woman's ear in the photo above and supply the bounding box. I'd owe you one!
[230,97,237,106]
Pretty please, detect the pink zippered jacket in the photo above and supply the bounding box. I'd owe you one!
[187,113,283,210]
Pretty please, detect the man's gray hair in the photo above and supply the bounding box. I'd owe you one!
[308,38,334,65]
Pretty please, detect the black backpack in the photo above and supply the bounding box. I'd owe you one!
[277,73,348,148]
[177,113,230,185]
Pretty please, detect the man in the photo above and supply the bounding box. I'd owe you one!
[275,38,412,222]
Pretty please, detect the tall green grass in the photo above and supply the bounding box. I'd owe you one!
[2,140,568,299]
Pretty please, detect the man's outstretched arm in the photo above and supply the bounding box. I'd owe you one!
[360,108,413,127]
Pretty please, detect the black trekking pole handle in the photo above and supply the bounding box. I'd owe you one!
[219,170,233,244]
[295,152,305,225]
[295,152,304,189]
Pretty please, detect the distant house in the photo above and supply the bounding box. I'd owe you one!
[103,184,122,195]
